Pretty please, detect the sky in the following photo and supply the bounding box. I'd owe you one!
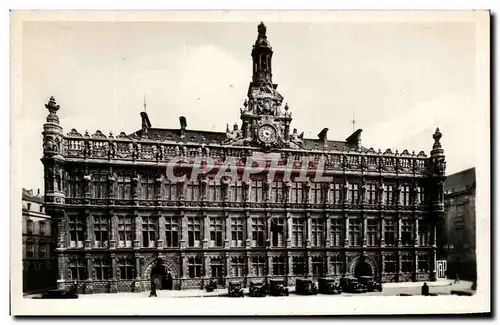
[19,19,479,192]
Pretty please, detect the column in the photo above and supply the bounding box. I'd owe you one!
[306,213,312,248]
[286,213,292,247]
[344,216,349,247]
[380,215,385,247]
[109,213,117,250]
[397,214,402,247]
[224,214,231,248]
[180,214,187,249]
[362,215,368,247]
[133,213,141,249]
[85,211,92,250]
[266,213,271,247]
[58,212,67,249]
[325,215,331,248]
[324,254,330,276]
[85,253,93,293]
[110,253,117,293]
[307,254,312,277]
[203,253,210,284]
[414,252,419,281]
[134,253,142,291]
[157,214,164,249]
[267,255,272,276]
[245,212,252,248]
[414,217,419,247]
[203,215,210,248]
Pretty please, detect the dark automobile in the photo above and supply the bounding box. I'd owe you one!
[295,278,318,295]
[269,279,289,296]
[317,277,342,294]
[339,277,368,293]
[228,280,244,297]
[38,288,79,299]
[205,280,217,292]
[249,280,268,297]
[357,276,382,292]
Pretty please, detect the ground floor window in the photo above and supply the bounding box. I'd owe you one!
[383,254,397,273]
[272,256,286,276]
[118,257,135,280]
[188,256,203,278]
[311,256,323,276]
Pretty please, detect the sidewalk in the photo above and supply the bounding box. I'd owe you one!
[382,280,453,288]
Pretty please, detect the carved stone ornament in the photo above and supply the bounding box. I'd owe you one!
[45,96,60,124]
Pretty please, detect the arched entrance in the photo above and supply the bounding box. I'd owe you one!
[354,261,373,278]
[150,259,174,290]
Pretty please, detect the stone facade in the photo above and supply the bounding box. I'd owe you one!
[41,23,446,294]
[22,188,57,292]
[442,168,476,280]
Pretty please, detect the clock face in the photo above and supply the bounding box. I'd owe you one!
[258,124,277,144]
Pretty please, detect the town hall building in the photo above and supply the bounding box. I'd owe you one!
[42,22,447,293]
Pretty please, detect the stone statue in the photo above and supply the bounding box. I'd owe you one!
[225,123,243,144]
[290,128,304,148]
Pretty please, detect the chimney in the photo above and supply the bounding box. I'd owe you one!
[346,129,363,148]
[140,112,152,134]
[318,128,329,145]
[179,116,187,139]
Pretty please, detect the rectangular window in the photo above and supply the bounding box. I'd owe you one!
[231,181,243,202]
[292,218,305,247]
[94,258,111,280]
[67,172,84,198]
[400,185,411,206]
[252,256,266,276]
[187,218,202,248]
[210,258,224,280]
[38,240,47,258]
[269,182,283,203]
[92,172,108,199]
[349,183,359,205]
[311,219,324,247]
[310,182,322,204]
[272,256,286,276]
[251,181,264,203]
[383,254,397,273]
[384,219,396,246]
[418,186,425,205]
[140,173,156,200]
[291,182,303,204]
[165,181,178,201]
[417,254,430,273]
[331,183,343,204]
[207,180,221,202]
[26,240,34,258]
[27,220,33,234]
[418,221,430,246]
[312,256,323,276]
[69,215,85,248]
[384,184,394,206]
[188,256,203,278]
[271,218,285,247]
[401,254,414,273]
[165,217,179,248]
[292,256,305,276]
[231,218,244,247]
[118,216,133,248]
[366,184,377,205]
[39,221,46,235]
[118,258,135,280]
[141,216,156,248]
[330,255,343,275]
[231,256,245,277]
[330,218,343,247]
[366,219,378,247]
[69,258,86,280]
[348,218,362,246]
[251,218,265,247]
[117,174,132,200]
[185,181,200,202]
[94,215,109,248]
[209,218,224,247]
[401,219,413,246]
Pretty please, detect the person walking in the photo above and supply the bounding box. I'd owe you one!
[421,282,429,296]
[149,281,157,297]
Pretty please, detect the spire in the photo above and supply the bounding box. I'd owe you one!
[143,94,147,113]
[252,22,273,84]
[351,112,356,133]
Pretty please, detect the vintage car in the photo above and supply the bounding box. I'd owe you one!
[357,276,383,292]
[269,279,289,296]
[248,280,268,297]
[205,280,218,292]
[339,277,368,293]
[227,280,244,297]
[38,288,79,299]
[295,278,318,295]
[317,277,342,294]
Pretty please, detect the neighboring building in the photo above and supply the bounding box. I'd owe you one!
[41,23,447,294]
[442,167,476,280]
[22,188,57,292]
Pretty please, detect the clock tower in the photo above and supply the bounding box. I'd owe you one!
[226,22,304,151]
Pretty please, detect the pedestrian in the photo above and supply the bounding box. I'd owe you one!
[149,281,157,297]
[421,282,429,296]
[454,273,460,284]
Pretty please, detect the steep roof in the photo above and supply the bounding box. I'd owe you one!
[22,188,44,204]
[444,167,476,193]
[131,128,360,151]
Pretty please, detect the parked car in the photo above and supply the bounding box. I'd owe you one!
[295,278,318,295]
[228,280,244,297]
[317,277,342,294]
[339,277,367,293]
[269,279,289,296]
[357,276,382,292]
[249,280,268,297]
[38,288,79,299]
[205,280,217,292]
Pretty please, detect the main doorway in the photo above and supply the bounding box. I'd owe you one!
[354,261,373,278]
[150,262,174,290]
